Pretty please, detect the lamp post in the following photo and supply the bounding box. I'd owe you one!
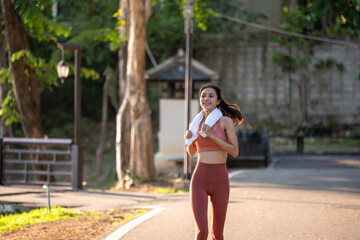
[183,0,193,180]
[56,42,82,189]
[56,46,70,83]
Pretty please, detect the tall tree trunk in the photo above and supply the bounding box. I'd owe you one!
[119,45,130,173]
[116,90,130,188]
[109,63,119,110]
[118,19,130,174]
[1,0,43,138]
[96,68,111,175]
[116,0,130,187]
[127,0,155,178]
[1,0,49,181]
[116,0,155,185]
[145,0,152,23]
[0,11,12,137]
[119,48,128,101]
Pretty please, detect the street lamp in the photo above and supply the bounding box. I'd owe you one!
[56,60,69,80]
[56,48,70,83]
[183,0,193,180]
[56,42,82,189]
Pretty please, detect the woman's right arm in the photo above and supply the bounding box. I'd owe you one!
[186,142,197,157]
[184,130,197,157]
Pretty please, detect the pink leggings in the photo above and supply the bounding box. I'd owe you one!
[190,162,229,240]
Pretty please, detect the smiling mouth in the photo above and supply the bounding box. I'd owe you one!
[203,104,213,109]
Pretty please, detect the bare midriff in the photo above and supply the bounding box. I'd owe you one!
[198,151,228,164]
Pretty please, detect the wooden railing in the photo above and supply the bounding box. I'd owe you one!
[0,138,78,190]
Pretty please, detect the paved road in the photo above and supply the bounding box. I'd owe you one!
[1,154,360,240]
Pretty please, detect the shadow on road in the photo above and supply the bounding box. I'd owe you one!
[229,154,360,195]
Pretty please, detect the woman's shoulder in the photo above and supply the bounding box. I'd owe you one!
[220,116,233,126]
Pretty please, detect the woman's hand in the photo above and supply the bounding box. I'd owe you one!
[201,124,215,138]
[184,130,193,140]
[185,130,197,156]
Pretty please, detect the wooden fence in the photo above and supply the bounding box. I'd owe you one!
[0,138,78,190]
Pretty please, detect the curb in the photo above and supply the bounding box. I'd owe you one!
[104,206,166,240]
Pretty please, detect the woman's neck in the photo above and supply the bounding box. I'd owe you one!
[202,108,215,120]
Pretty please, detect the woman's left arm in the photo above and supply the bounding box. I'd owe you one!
[202,117,239,157]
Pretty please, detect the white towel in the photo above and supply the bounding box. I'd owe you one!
[185,108,223,146]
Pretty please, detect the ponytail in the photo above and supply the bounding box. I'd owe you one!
[199,84,243,125]
[217,99,243,125]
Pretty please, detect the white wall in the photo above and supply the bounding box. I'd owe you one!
[155,99,200,171]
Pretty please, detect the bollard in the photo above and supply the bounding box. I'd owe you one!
[42,184,51,211]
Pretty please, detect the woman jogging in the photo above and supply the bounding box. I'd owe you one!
[184,84,243,240]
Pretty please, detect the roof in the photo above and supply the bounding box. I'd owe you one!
[145,49,219,82]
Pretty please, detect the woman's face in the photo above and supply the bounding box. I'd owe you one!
[199,87,220,112]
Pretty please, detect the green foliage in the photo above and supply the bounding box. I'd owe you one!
[0,62,18,126]
[191,0,217,31]
[281,6,316,35]
[306,0,360,38]
[56,0,121,52]
[315,59,335,69]
[47,123,74,138]
[336,63,345,73]
[56,0,118,30]
[147,0,185,62]
[0,206,81,234]
[81,67,100,81]
[13,0,71,42]
[270,3,355,83]
[270,51,296,72]
[0,89,20,125]
[1,0,122,136]
[39,0,119,131]
[324,116,335,131]
[11,49,59,91]
[355,66,360,81]
[147,0,266,62]
[0,67,11,84]
[91,28,124,52]
[204,0,267,34]
[4,0,271,135]
[315,59,346,75]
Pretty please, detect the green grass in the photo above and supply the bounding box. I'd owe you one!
[303,137,360,152]
[0,207,148,235]
[0,206,82,234]
[115,209,148,226]
[270,137,360,153]
[152,186,188,194]
[152,187,175,194]
[176,189,189,193]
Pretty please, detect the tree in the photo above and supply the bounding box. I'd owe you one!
[1,0,49,181]
[146,0,266,62]
[115,0,130,188]
[0,7,13,137]
[270,6,315,126]
[95,67,112,175]
[270,1,357,126]
[0,0,71,136]
[116,0,155,186]
[1,0,43,138]
[1,0,71,182]
[127,0,155,178]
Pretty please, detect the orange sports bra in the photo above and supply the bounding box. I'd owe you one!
[195,119,228,152]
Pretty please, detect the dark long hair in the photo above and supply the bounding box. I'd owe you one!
[199,84,243,125]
